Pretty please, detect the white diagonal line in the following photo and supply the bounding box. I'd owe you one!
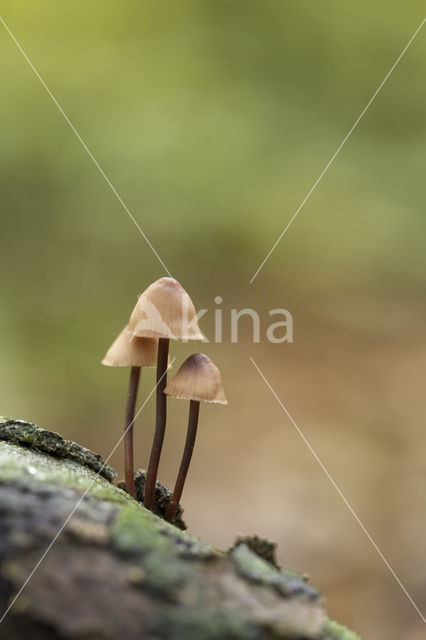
[0,15,172,277]
[250,356,426,624]
[250,17,426,284]
[0,358,175,624]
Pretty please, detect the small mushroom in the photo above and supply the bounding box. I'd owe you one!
[102,325,158,497]
[163,353,227,523]
[128,277,203,510]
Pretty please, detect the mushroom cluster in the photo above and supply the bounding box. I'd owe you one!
[102,278,227,523]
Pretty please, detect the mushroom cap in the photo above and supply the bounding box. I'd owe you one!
[164,353,227,405]
[102,326,158,367]
[128,277,203,341]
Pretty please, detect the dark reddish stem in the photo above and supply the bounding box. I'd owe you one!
[124,366,141,498]
[144,337,169,510]
[165,399,200,523]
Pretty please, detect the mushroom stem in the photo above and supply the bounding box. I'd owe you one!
[124,365,141,497]
[165,399,200,523]
[144,337,169,509]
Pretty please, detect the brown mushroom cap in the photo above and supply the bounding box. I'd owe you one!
[128,277,203,341]
[102,326,158,367]
[164,353,227,405]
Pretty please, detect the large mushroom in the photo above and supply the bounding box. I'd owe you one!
[102,325,158,497]
[163,353,227,523]
[128,277,203,510]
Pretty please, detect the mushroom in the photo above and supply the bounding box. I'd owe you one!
[163,353,227,523]
[128,277,203,510]
[102,325,158,497]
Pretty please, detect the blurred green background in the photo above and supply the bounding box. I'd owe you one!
[1,2,425,638]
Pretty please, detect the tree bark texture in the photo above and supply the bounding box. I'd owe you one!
[0,418,359,640]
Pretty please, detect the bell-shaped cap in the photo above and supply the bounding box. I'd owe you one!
[102,326,158,367]
[128,277,203,341]
[164,353,227,405]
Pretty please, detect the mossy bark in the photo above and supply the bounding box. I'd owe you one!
[0,418,360,640]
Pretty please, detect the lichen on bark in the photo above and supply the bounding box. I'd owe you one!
[0,417,116,481]
[0,418,360,639]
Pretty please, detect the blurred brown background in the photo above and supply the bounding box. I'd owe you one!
[0,2,425,638]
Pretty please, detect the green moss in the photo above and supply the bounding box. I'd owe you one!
[0,418,116,481]
[0,441,127,504]
[151,608,261,640]
[110,503,192,597]
[0,421,360,639]
[321,619,362,640]
[111,503,174,556]
[231,544,318,600]
[142,553,191,598]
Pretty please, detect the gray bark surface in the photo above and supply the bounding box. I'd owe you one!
[0,418,359,640]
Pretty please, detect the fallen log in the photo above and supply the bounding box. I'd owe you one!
[0,418,359,640]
